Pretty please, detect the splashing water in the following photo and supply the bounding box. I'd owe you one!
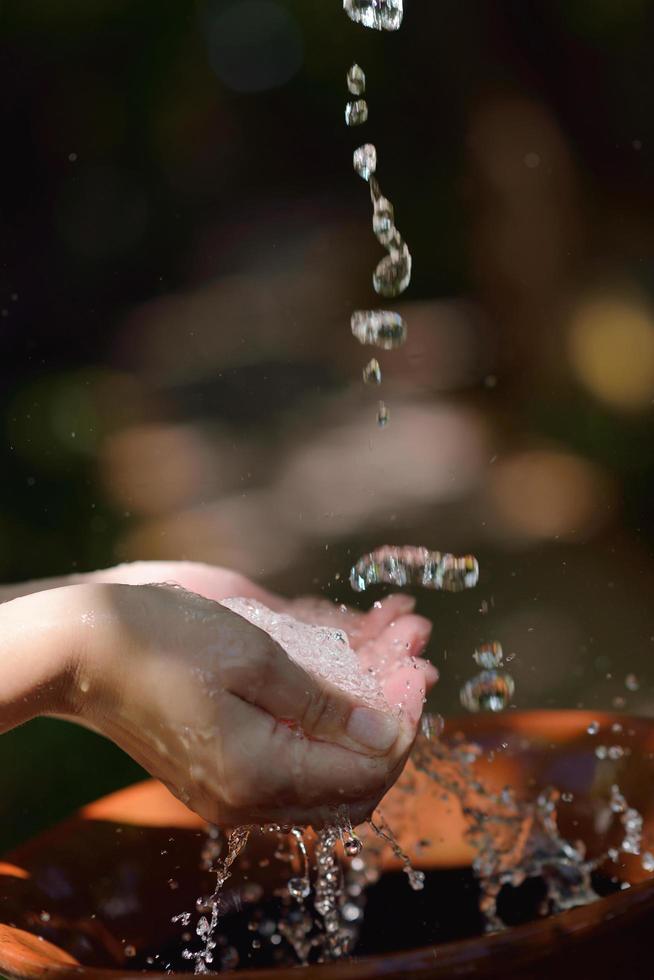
[221,597,386,708]
[349,545,480,593]
[343,0,404,32]
[182,827,251,973]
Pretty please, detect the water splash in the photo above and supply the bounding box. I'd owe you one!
[343,0,404,32]
[183,827,251,973]
[349,545,480,593]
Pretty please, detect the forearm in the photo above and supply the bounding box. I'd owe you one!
[0,587,80,731]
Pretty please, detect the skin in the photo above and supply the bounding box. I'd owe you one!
[0,561,435,828]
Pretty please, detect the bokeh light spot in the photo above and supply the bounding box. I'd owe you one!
[568,293,654,411]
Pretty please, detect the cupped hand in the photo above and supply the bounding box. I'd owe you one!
[2,561,436,827]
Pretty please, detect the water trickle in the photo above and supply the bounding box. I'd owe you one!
[183,827,251,973]
[349,545,480,593]
[351,310,407,349]
[345,100,369,126]
[460,671,515,713]
[353,143,377,180]
[362,357,382,384]
[372,196,395,244]
[343,0,404,32]
[373,241,412,297]
[368,814,425,890]
[347,63,366,95]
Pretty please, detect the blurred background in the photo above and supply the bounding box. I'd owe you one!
[2,0,654,849]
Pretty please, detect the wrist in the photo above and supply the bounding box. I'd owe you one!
[0,586,85,730]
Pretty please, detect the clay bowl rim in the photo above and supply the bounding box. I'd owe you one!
[3,709,654,980]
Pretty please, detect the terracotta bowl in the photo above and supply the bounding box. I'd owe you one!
[1,711,654,979]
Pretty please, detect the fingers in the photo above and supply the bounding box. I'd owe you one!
[201,693,404,827]
[344,594,417,649]
[217,612,401,757]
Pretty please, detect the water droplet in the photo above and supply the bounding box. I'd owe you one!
[344,834,363,857]
[473,642,504,670]
[287,876,311,900]
[625,673,640,692]
[460,671,515,713]
[39,911,50,922]
[642,852,654,873]
[362,358,382,384]
[351,310,407,349]
[405,867,426,891]
[373,242,412,297]
[124,945,136,958]
[353,143,377,180]
[587,720,600,735]
[377,401,390,427]
[343,0,404,32]
[342,901,362,921]
[347,63,366,95]
[345,99,368,126]
[372,196,395,245]
[420,712,444,740]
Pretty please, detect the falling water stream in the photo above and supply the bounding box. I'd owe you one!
[164,0,647,971]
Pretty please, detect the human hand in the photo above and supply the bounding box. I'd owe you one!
[0,562,435,827]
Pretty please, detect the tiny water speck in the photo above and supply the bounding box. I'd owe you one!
[642,852,654,873]
[587,720,600,735]
[377,401,390,427]
[625,673,640,692]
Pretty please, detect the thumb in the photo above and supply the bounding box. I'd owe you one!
[219,616,401,757]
